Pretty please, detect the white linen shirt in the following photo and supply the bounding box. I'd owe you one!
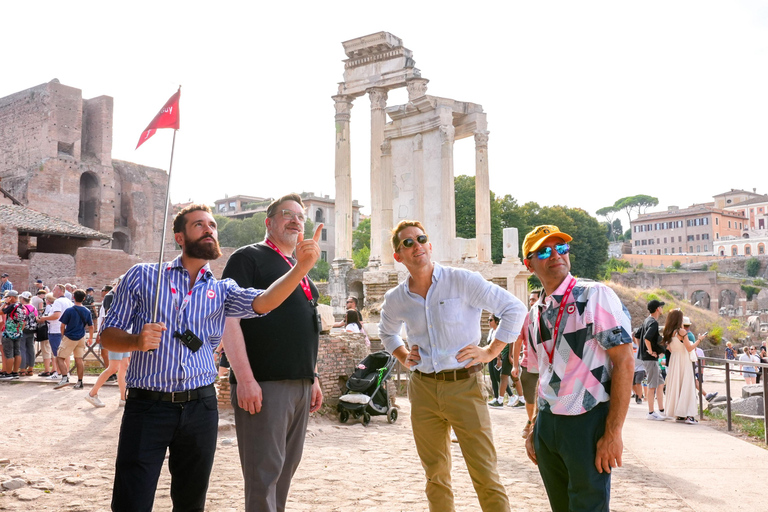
[379,263,527,373]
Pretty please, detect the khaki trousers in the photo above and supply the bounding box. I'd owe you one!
[409,371,510,512]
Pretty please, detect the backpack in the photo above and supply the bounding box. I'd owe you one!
[23,304,37,332]
[3,303,27,340]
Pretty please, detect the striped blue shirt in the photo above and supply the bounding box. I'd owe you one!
[102,255,263,392]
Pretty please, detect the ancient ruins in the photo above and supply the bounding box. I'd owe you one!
[328,32,529,322]
[0,79,171,289]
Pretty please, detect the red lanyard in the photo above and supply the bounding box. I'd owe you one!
[264,239,314,304]
[538,277,577,372]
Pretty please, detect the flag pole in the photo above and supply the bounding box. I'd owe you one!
[152,127,178,323]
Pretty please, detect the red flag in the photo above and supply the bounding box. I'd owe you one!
[136,88,180,149]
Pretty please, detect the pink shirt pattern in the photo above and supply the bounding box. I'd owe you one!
[528,274,631,415]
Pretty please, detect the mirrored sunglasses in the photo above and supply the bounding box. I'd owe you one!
[398,234,428,249]
[531,243,570,260]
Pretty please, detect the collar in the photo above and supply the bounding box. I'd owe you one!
[167,255,213,281]
[540,273,575,308]
[404,262,441,293]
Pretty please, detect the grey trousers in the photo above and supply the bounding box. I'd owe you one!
[232,380,312,512]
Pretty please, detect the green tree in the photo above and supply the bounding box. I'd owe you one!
[600,257,631,280]
[596,206,619,241]
[746,257,761,277]
[454,175,478,240]
[353,246,370,269]
[352,218,371,251]
[217,213,268,248]
[309,259,330,282]
[741,284,761,301]
[614,194,659,228]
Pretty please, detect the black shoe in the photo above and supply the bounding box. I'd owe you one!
[106,374,118,383]
[73,381,84,390]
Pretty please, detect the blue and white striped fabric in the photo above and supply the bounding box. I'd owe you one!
[102,255,263,392]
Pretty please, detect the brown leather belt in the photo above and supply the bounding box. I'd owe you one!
[414,364,482,381]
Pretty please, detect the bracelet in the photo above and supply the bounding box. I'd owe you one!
[313,372,320,378]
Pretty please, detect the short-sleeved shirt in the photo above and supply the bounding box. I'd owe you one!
[222,242,319,384]
[528,274,632,415]
[102,256,263,392]
[48,297,74,334]
[60,305,93,340]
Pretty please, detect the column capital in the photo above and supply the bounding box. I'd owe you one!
[367,88,388,110]
[474,130,489,148]
[407,78,429,101]
[332,95,355,122]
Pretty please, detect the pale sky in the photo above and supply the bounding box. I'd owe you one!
[3,1,767,228]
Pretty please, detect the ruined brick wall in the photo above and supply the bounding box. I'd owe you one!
[75,247,143,290]
[112,160,170,256]
[27,252,75,290]
[0,82,57,195]
[317,332,371,406]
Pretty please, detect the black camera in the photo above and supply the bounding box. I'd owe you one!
[174,329,203,353]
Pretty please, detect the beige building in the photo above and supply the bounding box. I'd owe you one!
[719,189,768,233]
[213,194,272,219]
[630,204,745,255]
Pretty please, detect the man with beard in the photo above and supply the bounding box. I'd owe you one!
[101,204,321,512]
[221,193,324,512]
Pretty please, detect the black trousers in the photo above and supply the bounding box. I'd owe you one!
[111,393,219,512]
[534,402,611,512]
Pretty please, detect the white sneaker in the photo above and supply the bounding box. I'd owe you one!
[488,398,503,408]
[506,396,519,407]
[84,394,105,408]
[53,377,71,390]
[518,395,526,405]
[646,411,665,421]
[118,400,126,407]
[49,372,60,380]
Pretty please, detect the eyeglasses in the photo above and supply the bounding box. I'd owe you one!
[398,234,429,250]
[529,243,570,260]
[278,209,305,223]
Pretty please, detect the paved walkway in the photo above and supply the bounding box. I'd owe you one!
[1,372,766,511]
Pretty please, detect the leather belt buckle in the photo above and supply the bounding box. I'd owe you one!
[435,371,447,381]
[171,390,191,403]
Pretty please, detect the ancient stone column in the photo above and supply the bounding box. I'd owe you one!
[332,95,354,262]
[439,122,456,264]
[475,130,491,262]
[368,87,388,268]
[380,138,395,268]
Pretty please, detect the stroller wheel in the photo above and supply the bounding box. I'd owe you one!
[339,410,349,423]
[362,412,371,426]
[387,407,398,424]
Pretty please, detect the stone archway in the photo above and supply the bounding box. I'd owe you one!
[111,232,130,253]
[690,290,710,310]
[720,289,737,308]
[78,171,100,229]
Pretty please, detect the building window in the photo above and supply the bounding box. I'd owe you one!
[704,244,708,251]
[696,245,700,252]
[696,234,700,241]
[746,245,752,255]
[315,208,324,223]
[321,228,327,241]
[689,246,693,253]
[732,247,738,256]
[728,221,731,228]
[678,236,682,242]
[716,218,719,225]
[321,251,327,261]
[229,201,236,211]
[759,244,765,255]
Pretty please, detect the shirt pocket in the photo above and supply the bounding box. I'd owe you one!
[437,298,463,326]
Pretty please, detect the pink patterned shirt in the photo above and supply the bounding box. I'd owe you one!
[528,274,632,415]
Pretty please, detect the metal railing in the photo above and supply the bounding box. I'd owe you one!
[696,356,768,444]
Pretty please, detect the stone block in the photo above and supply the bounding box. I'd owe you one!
[728,396,764,416]
[741,384,765,399]
[2,478,26,490]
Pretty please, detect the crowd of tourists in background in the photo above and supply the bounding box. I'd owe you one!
[0,276,130,408]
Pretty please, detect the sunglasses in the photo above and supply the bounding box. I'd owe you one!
[529,243,570,260]
[398,234,429,250]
